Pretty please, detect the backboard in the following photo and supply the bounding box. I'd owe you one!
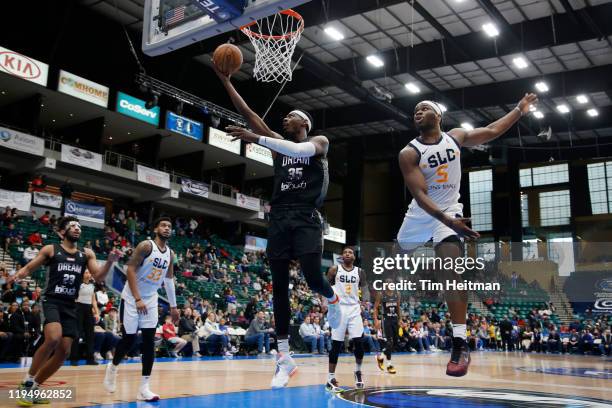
[142,0,311,56]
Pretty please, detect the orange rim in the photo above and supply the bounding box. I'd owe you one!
[240,9,304,40]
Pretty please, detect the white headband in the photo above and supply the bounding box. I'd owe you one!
[418,100,443,116]
[290,110,312,132]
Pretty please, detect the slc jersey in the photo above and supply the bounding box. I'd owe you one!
[407,132,462,213]
[122,240,171,300]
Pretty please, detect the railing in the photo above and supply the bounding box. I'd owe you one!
[210,180,237,199]
[104,150,149,172]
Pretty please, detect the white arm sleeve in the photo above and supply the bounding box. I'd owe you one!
[163,277,177,308]
[258,136,317,158]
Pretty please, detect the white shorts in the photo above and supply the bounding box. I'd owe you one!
[332,304,364,342]
[396,203,463,251]
[120,295,158,334]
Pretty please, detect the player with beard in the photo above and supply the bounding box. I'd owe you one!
[104,217,179,401]
[8,216,120,406]
[214,64,342,389]
[397,94,537,376]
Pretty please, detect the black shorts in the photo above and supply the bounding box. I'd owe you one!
[41,297,78,339]
[384,319,399,341]
[267,208,323,260]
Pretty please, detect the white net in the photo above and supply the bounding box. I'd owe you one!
[240,10,304,83]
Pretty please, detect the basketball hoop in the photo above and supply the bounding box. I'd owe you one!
[240,9,304,83]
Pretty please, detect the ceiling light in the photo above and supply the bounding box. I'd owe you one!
[366,55,384,68]
[535,81,549,92]
[438,104,448,113]
[1,91,6,95]
[529,104,537,112]
[556,104,570,114]
[533,111,544,119]
[513,57,528,69]
[482,23,499,38]
[587,108,599,117]
[576,95,588,104]
[324,26,344,41]
[52,119,56,123]
[127,132,131,135]
[69,113,74,117]
[461,122,474,131]
[405,82,420,94]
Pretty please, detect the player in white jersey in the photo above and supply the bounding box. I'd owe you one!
[397,94,537,377]
[325,246,367,392]
[104,217,179,401]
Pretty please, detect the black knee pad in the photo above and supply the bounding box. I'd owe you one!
[329,340,343,365]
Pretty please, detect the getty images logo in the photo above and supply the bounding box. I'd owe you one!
[119,98,157,119]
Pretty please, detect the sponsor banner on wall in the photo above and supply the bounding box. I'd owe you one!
[116,92,160,126]
[60,145,103,171]
[245,143,273,166]
[137,165,170,189]
[208,127,240,155]
[324,226,346,244]
[32,192,62,209]
[244,235,268,252]
[0,126,44,156]
[0,189,31,212]
[58,70,109,107]
[181,178,209,198]
[64,199,105,224]
[166,111,203,141]
[236,193,260,211]
[0,46,49,86]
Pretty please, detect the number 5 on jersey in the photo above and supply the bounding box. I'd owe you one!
[435,164,449,183]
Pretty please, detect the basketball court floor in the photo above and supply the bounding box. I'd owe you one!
[1,351,611,407]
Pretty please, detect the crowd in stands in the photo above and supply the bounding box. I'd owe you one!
[1,206,611,363]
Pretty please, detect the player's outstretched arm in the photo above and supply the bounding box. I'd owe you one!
[164,250,180,322]
[449,93,538,147]
[212,62,283,140]
[86,248,122,283]
[127,240,153,314]
[9,245,53,283]
[399,147,479,240]
[326,265,338,286]
[226,127,329,157]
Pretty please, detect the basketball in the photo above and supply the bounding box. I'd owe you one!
[213,43,243,75]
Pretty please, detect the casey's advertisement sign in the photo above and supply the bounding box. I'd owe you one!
[0,46,49,86]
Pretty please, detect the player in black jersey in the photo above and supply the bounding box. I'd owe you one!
[215,64,342,389]
[373,284,400,374]
[8,216,120,406]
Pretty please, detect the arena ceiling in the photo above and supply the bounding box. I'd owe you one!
[81,0,612,151]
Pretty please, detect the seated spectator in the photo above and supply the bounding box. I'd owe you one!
[38,211,51,225]
[600,329,611,356]
[31,286,42,302]
[14,281,32,299]
[179,307,201,357]
[245,311,272,354]
[547,329,561,353]
[362,320,380,353]
[2,223,20,250]
[49,214,57,226]
[27,232,42,247]
[94,308,121,360]
[23,244,39,265]
[202,312,231,356]
[2,282,17,304]
[299,316,324,353]
[0,308,14,362]
[563,330,580,354]
[580,329,594,354]
[162,315,187,358]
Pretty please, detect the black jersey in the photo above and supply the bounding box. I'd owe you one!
[271,149,329,209]
[382,293,400,319]
[43,243,88,301]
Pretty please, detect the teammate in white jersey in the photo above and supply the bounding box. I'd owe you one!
[397,94,537,377]
[104,217,179,401]
[325,246,367,392]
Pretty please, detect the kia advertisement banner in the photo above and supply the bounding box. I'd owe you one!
[116,92,160,126]
[0,46,48,86]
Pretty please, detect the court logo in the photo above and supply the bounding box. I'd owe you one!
[594,298,612,311]
[518,367,612,380]
[339,387,612,407]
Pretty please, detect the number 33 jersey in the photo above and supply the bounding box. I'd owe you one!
[407,133,462,214]
[122,240,171,301]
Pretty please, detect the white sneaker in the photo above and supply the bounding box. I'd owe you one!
[137,385,160,402]
[326,294,341,329]
[103,363,117,393]
[105,351,114,360]
[94,352,103,361]
[231,346,238,353]
[224,351,233,356]
[270,352,297,389]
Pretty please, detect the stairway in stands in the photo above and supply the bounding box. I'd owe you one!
[549,276,575,324]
